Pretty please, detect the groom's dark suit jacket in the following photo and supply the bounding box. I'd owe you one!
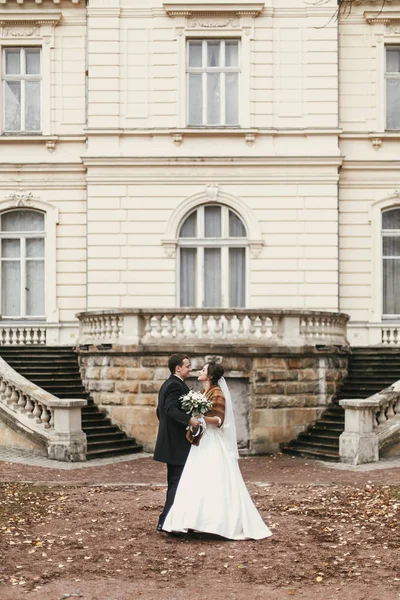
[153,374,192,466]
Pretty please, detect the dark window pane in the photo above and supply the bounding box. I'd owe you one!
[25,49,40,75]
[386,48,400,73]
[5,50,20,75]
[230,248,246,307]
[229,211,246,237]
[204,206,221,237]
[386,79,400,129]
[2,239,20,259]
[180,248,196,306]
[204,248,221,307]
[188,73,202,125]
[383,236,400,257]
[179,212,197,238]
[383,258,400,314]
[383,209,400,230]
[26,260,45,316]
[2,261,20,316]
[207,42,220,67]
[188,42,202,68]
[1,210,44,232]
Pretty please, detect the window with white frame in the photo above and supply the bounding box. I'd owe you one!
[187,39,240,127]
[0,210,45,318]
[382,207,400,316]
[178,204,247,308]
[3,47,41,133]
[386,46,400,130]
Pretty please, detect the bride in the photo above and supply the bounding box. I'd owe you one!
[162,362,272,540]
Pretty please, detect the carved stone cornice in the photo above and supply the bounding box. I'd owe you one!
[163,3,264,18]
[364,10,400,25]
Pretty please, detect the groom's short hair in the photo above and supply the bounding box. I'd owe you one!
[168,353,189,374]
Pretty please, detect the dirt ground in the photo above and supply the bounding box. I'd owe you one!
[0,454,399,600]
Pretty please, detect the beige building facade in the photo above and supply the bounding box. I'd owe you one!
[0,0,399,346]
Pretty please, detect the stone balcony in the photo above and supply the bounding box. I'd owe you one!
[77,308,349,350]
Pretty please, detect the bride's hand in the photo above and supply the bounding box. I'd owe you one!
[189,416,200,429]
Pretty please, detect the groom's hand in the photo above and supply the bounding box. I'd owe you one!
[189,416,200,429]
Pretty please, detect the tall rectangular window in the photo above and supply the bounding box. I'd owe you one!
[3,48,41,133]
[187,40,240,127]
[386,46,400,130]
[382,208,400,315]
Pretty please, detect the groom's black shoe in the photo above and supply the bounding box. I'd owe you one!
[156,522,163,532]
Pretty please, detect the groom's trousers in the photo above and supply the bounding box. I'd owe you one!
[158,463,184,527]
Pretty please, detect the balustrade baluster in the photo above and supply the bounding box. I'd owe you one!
[395,396,400,414]
[41,405,51,429]
[160,316,169,338]
[49,409,54,429]
[237,315,245,337]
[33,401,42,423]
[155,316,163,338]
[225,315,233,337]
[176,315,185,338]
[387,399,396,419]
[4,384,12,405]
[25,396,34,417]
[249,315,257,338]
[106,317,113,338]
[200,315,208,338]
[32,328,39,345]
[143,316,151,340]
[189,316,197,337]
[10,388,19,410]
[377,404,387,425]
[214,316,222,338]
[0,380,6,399]
[18,393,27,413]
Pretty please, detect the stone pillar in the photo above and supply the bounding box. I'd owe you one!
[47,399,87,462]
[279,315,302,346]
[339,398,379,465]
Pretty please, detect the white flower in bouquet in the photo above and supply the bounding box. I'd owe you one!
[180,389,213,415]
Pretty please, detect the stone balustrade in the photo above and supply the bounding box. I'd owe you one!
[0,324,47,345]
[77,308,349,348]
[339,381,400,465]
[0,356,87,461]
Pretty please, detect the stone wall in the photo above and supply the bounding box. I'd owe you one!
[78,346,348,454]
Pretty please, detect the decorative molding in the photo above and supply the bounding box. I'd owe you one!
[364,10,400,25]
[163,2,263,38]
[45,141,56,153]
[245,133,256,145]
[371,137,382,150]
[187,17,240,28]
[205,183,219,201]
[2,27,40,37]
[5,191,39,208]
[163,3,264,17]
[172,133,183,146]
[0,13,62,47]
[162,188,264,258]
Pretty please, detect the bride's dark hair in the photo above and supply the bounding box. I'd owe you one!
[207,362,224,386]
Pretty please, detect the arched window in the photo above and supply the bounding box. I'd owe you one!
[178,204,247,307]
[0,210,45,318]
[382,207,400,316]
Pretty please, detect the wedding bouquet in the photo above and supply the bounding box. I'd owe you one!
[180,389,213,416]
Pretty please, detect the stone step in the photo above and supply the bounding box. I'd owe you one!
[283,446,339,461]
[86,444,142,460]
[0,345,142,460]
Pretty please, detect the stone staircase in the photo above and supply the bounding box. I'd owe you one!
[283,347,400,460]
[0,346,142,460]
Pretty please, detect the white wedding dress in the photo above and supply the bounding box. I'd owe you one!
[162,379,272,540]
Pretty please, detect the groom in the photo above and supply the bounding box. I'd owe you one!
[154,353,200,531]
